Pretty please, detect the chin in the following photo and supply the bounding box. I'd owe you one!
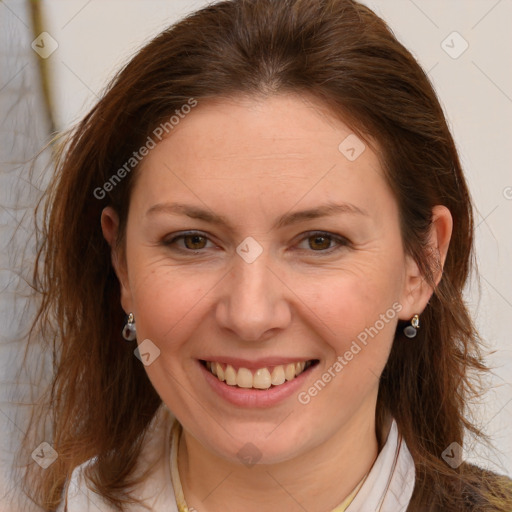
[200,421,313,466]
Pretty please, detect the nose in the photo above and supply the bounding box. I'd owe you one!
[215,251,292,342]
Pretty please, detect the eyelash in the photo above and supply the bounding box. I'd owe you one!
[162,230,350,256]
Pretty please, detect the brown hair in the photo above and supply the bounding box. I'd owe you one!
[21,0,512,510]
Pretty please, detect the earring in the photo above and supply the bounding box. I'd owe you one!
[122,313,137,341]
[403,314,420,338]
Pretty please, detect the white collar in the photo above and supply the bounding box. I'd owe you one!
[59,407,415,512]
[345,418,416,511]
[168,414,415,512]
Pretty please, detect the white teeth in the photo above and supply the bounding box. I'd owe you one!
[295,362,305,374]
[205,360,312,389]
[285,363,296,381]
[270,365,286,386]
[225,364,237,385]
[215,362,225,382]
[236,368,253,388]
[253,368,272,389]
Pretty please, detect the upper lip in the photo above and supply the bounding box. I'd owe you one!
[199,356,316,370]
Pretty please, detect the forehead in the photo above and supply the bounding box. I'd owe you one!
[131,93,396,223]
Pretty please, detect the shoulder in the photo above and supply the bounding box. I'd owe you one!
[57,405,178,512]
[463,462,512,482]
[461,463,512,508]
[56,458,115,512]
[406,464,512,512]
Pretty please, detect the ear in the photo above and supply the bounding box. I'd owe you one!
[398,205,453,320]
[101,206,133,313]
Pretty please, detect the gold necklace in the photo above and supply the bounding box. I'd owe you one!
[169,420,374,512]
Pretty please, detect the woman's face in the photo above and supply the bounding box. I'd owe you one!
[104,93,427,464]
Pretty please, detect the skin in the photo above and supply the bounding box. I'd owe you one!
[101,93,452,512]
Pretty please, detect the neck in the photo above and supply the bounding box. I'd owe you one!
[177,405,382,512]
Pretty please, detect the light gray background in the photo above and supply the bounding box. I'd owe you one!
[1,0,511,510]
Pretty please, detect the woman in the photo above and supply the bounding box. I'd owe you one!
[20,0,512,511]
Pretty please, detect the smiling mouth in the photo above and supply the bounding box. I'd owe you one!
[199,359,320,390]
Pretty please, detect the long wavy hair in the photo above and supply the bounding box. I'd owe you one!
[20,0,512,510]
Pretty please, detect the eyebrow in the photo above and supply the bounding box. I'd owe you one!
[145,201,368,230]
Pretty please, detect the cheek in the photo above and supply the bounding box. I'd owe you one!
[294,259,404,391]
[127,262,217,354]
[303,265,402,339]
[298,275,401,414]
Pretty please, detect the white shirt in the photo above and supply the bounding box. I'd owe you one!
[58,405,415,512]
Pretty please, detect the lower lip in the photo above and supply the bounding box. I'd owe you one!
[199,360,316,408]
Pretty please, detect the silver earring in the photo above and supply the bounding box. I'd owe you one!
[122,313,137,341]
[403,314,420,338]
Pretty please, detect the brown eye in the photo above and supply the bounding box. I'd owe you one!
[308,234,332,251]
[295,231,349,254]
[183,234,208,250]
[162,231,214,252]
